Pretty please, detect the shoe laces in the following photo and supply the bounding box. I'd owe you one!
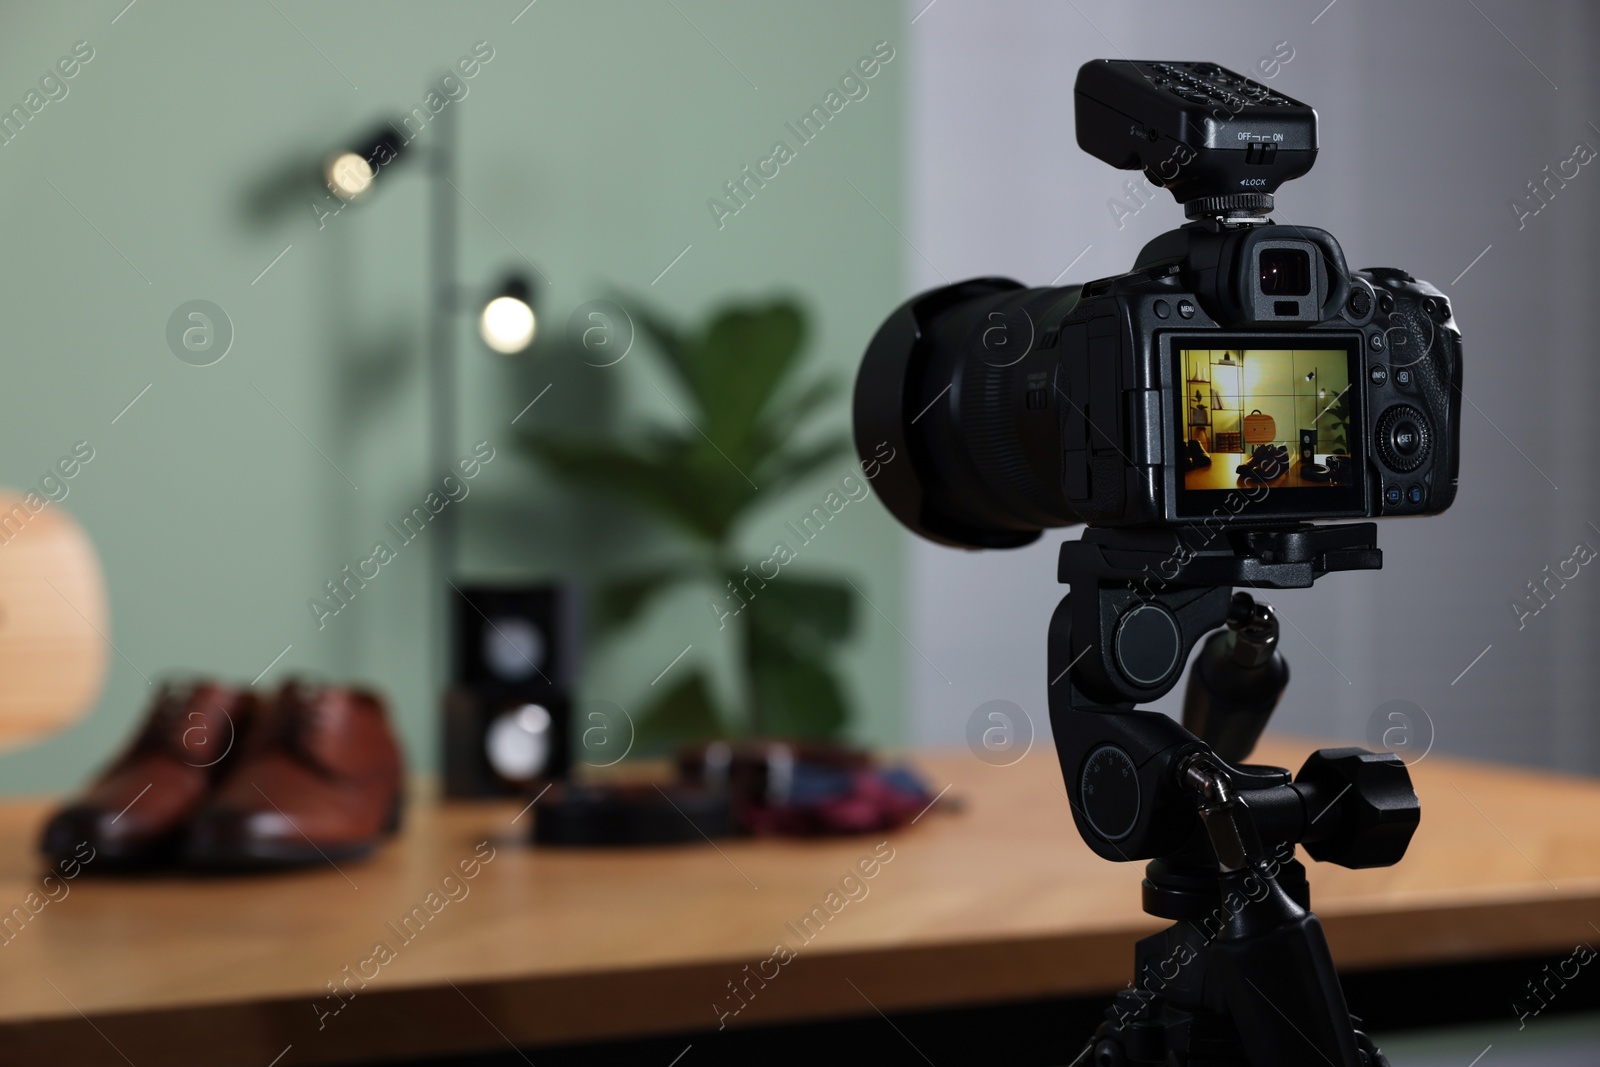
[140,683,234,763]
[143,683,197,738]
[272,687,332,764]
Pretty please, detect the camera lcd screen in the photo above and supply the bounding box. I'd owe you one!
[1173,340,1365,521]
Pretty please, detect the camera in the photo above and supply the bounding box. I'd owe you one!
[854,59,1462,549]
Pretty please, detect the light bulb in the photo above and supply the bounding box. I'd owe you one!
[325,151,374,200]
[479,295,536,354]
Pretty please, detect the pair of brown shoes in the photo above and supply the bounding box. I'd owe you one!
[41,679,404,870]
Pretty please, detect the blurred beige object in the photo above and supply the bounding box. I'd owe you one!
[0,490,107,749]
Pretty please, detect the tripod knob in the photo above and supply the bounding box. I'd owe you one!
[1295,748,1419,869]
[1181,593,1289,764]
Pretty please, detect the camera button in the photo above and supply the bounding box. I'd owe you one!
[1369,364,1388,387]
[1407,485,1425,506]
[1347,287,1373,319]
[1153,299,1171,319]
[1394,367,1413,388]
[1377,404,1430,473]
[1368,332,1385,353]
[1392,420,1422,456]
[1177,299,1196,319]
[1385,485,1403,507]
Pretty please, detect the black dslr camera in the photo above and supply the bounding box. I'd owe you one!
[855,59,1462,547]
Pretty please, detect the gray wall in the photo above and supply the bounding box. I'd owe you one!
[904,0,1600,773]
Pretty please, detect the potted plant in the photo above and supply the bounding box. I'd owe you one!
[520,297,857,751]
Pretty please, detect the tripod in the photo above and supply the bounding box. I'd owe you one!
[1050,523,1419,1066]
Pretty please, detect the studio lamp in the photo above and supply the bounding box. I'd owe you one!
[323,127,407,202]
[324,152,374,200]
[321,108,544,702]
[479,276,537,355]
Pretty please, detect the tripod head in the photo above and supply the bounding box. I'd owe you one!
[1051,523,1415,1065]
[1052,522,1415,865]
[1075,59,1318,223]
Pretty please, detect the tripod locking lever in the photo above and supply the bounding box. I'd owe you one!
[1178,752,1264,874]
[1174,752,1369,1065]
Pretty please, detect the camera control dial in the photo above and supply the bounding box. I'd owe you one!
[1376,404,1431,473]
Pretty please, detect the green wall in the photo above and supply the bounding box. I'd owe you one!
[0,1,908,793]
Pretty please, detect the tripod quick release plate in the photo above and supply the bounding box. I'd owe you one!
[1060,523,1381,594]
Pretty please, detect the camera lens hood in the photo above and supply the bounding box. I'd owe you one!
[853,277,1046,550]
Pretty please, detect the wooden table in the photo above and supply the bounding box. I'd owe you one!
[3,737,1599,1066]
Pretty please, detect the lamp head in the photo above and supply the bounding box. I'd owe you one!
[323,126,408,202]
[324,152,374,200]
[479,276,536,354]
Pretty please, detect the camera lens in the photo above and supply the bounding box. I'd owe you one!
[1259,248,1311,296]
[853,280,1084,549]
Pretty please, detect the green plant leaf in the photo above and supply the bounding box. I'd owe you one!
[747,642,847,738]
[523,293,860,745]
[755,436,855,498]
[753,378,843,463]
[519,434,748,543]
[608,295,841,518]
[743,574,854,652]
[631,671,727,754]
[629,302,698,396]
[592,569,688,632]
[739,577,853,737]
[689,301,808,455]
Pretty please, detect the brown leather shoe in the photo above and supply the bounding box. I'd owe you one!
[40,681,250,868]
[186,680,404,868]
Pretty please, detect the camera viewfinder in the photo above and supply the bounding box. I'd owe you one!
[1259,248,1311,296]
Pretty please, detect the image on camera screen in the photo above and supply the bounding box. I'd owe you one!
[1180,347,1354,491]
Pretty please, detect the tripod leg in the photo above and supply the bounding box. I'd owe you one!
[1356,1031,1392,1066]
[1209,866,1363,1067]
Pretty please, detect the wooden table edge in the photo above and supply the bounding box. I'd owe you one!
[9,890,1600,1067]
